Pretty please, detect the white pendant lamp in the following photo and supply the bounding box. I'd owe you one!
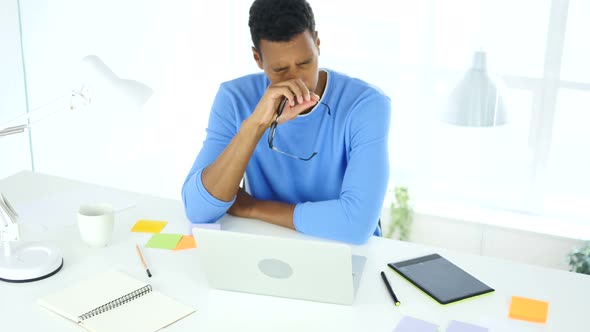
[442,51,508,127]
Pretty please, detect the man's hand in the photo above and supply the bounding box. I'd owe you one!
[228,187,257,218]
[227,188,296,230]
[249,78,321,130]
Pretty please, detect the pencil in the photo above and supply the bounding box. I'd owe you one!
[136,244,152,277]
[380,271,400,306]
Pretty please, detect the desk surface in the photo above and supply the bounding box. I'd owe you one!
[1,171,588,332]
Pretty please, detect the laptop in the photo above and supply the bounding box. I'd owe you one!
[192,227,366,305]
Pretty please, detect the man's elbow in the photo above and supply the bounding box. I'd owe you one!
[182,196,202,224]
[183,193,227,224]
[181,172,225,224]
[339,200,381,245]
[344,223,375,245]
[182,187,219,224]
[333,212,377,245]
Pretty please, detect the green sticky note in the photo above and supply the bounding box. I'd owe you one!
[145,233,184,250]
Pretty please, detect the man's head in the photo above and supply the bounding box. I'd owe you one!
[248,0,316,53]
[249,0,324,95]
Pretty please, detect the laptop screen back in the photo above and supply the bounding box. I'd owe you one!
[193,228,359,305]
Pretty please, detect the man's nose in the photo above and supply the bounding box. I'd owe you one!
[284,68,301,81]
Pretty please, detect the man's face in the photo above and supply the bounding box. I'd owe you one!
[253,30,321,95]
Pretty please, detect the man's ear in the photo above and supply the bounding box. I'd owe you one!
[315,31,321,55]
[252,47,263,70]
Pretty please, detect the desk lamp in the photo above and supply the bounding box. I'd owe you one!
[442,50,508,127]
[0,193,63,282]
[0,56,152,282]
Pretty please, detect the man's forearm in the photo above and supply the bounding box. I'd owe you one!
[250,200,296,230]
[202,119,266,202]
[228,189,296,230]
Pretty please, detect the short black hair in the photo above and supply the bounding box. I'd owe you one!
[248,0,316,52]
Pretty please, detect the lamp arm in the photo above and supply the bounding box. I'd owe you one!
[0,124,27,137]
[0,193,20,237]
[1,94,69,126]
[0,93,81,138]
[0,194,20,257]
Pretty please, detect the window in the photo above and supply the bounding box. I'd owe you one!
[544,0,590,219]
[319,0,589,223]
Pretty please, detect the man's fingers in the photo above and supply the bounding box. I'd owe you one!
[259,80,321,127]
[277,99,318,124]
[274,79,311,106]
[271,86,296,107]
[292,79,311,103]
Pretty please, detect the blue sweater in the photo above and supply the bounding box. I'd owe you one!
[182,69,390,244]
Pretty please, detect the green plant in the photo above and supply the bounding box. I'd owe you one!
[567,242,590,275]
[385,186,413,241]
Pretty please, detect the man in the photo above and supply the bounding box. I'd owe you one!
[182,0,390,244]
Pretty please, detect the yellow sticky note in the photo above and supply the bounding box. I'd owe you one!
[131,220,168,233]
[174,235,197,251]
[508,296,549,323]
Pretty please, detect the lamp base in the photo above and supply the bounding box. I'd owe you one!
[0,241,63,283]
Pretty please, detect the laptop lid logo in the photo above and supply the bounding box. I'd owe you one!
[258,258,293,279]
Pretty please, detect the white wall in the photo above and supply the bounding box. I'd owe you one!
[0,0,32,178]
[381,207,585,271]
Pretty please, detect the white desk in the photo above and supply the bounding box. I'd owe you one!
[1,171,588,331]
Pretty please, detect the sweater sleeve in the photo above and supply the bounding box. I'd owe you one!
[293,94,391,244]
[181,84,237,223]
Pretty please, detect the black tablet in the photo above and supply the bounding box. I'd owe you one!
[387,253,494,305]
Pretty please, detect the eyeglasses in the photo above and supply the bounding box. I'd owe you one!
[267,98,331,161]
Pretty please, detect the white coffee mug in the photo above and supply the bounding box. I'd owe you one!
[77,203,114,247]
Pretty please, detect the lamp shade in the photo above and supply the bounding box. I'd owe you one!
[76,55,154,108]
[442,51,507,127]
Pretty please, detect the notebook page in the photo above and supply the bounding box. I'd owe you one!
[38,270,147,322]
[81,290,195,332]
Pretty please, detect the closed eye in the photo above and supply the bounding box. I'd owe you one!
[296,59,312,66]
[272,67,289,73]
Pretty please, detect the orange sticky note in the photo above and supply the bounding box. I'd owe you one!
[508,296,549,323]
[131,220,168,233]
[174,235,197,251]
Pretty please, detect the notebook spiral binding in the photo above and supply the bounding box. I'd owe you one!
[78,284,153,321]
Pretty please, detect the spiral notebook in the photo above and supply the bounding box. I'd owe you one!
[38,270,195,332]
